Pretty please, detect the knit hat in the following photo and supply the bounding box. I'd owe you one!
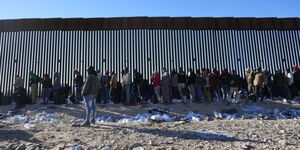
[245,68,251,73]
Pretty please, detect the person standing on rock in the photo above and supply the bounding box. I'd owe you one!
[81,66,99,126]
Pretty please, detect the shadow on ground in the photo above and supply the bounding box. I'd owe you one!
[0,129,41,143]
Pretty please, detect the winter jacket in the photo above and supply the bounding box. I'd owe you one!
[109,74,118,89]
[171,73,178,87]
[286,73,294,86]
[294,70,300,83]
[195,74,203,87]
[229,74,241,88]
[273,73,288,88]
[74,74,84,87]
[210,74,222,86]
[187,72,196,85]
[102,75,111,88]
[245,72,253,85]
[14,77,24,88]
[178,72,186,83]
[253,72,265,87]
[29,72,41,85]
[122,73,131,86]
[81,74,100,97]
[42,78,53,88]
[53,72,61,88]
[220,72,230,85]
[133,72,143,85]
[151,74,161,87]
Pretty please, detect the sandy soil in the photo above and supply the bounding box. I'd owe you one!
[0,100,300,150]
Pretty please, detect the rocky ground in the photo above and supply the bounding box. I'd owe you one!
[0,100,300,150]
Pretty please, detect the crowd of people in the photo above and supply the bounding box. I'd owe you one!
[3,64,300,125]
[7,65,300,107]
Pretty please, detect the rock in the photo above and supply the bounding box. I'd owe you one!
[278,140,287,146]
[15,144,26,150]
[149,140,155,146]
[133,147,144,150]
[168,147,177,150]
[193,145,203,149]
[54,144,66,150]
[25,145,37,150]
[101,146,113,150]
[6,143,19,150]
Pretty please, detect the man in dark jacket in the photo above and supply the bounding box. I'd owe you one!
[81,66,100,126]
[228,70,241,100]
[177,67,187,102]
[187,69,196,102]
[133,69,143,103]
[74,69,84,102]
[273,70,288,98]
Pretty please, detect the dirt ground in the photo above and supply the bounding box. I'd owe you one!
[0,100,300,150]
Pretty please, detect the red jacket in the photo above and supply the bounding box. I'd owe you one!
[151,74,161,87]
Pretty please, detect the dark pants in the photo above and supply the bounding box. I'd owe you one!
[254,86,263,100]
[75,87,83,102]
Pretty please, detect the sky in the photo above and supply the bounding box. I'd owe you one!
[0,0,299,19]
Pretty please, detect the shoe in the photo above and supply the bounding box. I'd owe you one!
[80,121,90,127]
[91,119,96,124]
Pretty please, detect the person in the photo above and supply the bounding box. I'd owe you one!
[41,74,52,104]
[73,69,84,102]
[151,70,161,102]
[101,70,111,104]
[195,70,203,103]
[170,69,179,99]
[220,69,230,101]
[210,69,222,101]
[109,72,118,102]
[187,69,196,103]
[81,66,99,126]
[253,68,265,101]
[245,68,253,93]
[293,65,300,96]
[0,89,3,105]
[53,72,62,104]
[13,76,31,108]
[96,70,103,103]
[161,68,171,104]
[121,68,131,104]
[177,67,187,102]
[285,69,294,99]
[140,79,150,103]
[273,70,288,98]
[133,69,143,100]
[228,70,241,100]
[13,75,24,91]
[29,71,41,103]
[263,69,273,100]
[202,69,211,102]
